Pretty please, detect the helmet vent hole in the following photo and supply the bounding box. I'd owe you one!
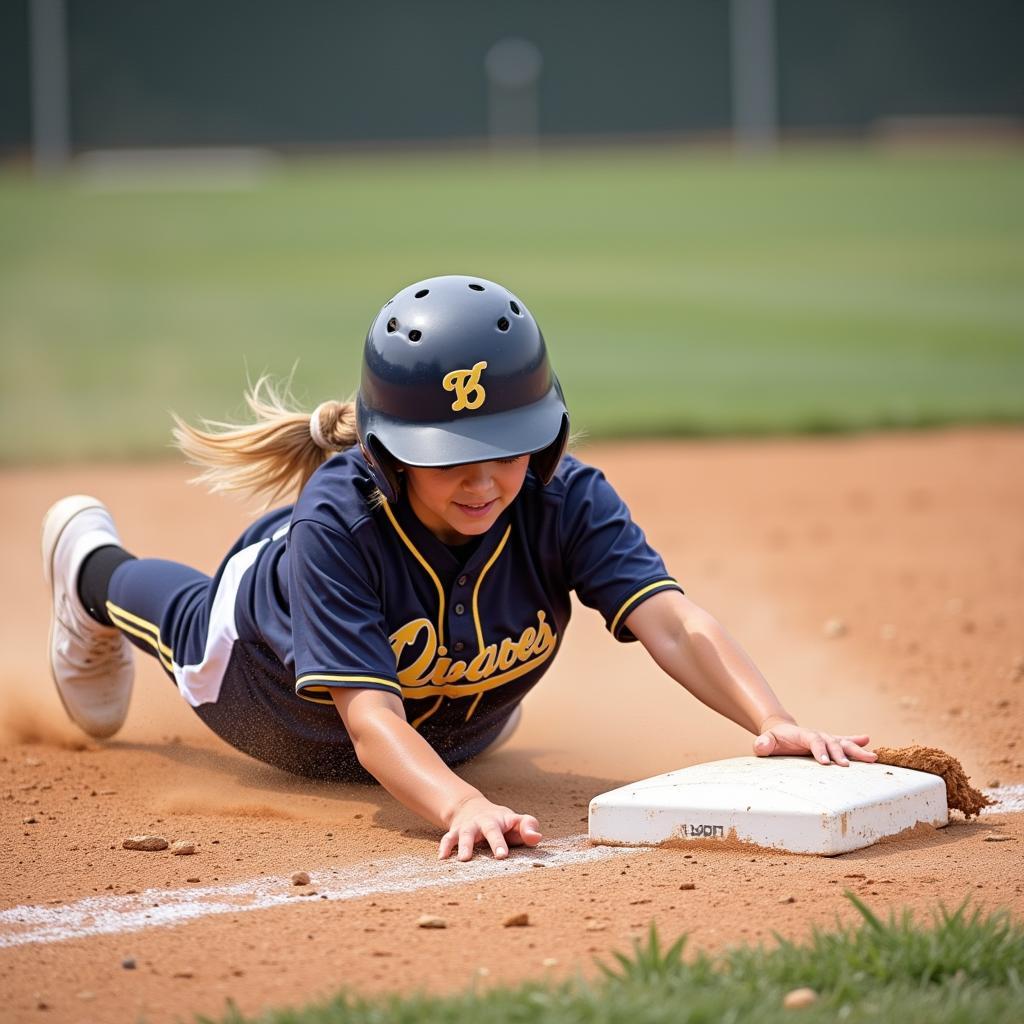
[497,317,510,332]
[509,301,521,315]
[386,317,398,333]
[414,289,429,298]
[408,329,422,342]
[468,283,485,292]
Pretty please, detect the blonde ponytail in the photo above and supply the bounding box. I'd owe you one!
[171,376,358,509]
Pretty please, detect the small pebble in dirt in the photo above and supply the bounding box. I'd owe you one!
[542,957,558,968]
[22,816,37,825]
[123,835,169,852]
[782,987,818,1009]
[290,871,311,886]
[822,618,846,639]
[988,779,1000,788]
[531,861,545,868]
[585,920,607,932]
[186,877,201,883]
[416,914,447,929]
[779,895,797,904]
[983,835,1015,843]
[122,957,136,970]
[503,912,530,928]
[679,882,696,890]
[170,841,196,856]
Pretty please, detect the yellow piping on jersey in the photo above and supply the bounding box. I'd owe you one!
[465,524,511,720]
[296,673,402,698]
[106,601,174,673]
[382,500,447,653]
[471,525,510,654]
[609,578,681,637]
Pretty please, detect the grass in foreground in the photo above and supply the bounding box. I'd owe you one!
[2,145,1023,461]
[204,895,1024,1024]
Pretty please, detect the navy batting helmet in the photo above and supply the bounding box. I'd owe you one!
[356,275,569,503]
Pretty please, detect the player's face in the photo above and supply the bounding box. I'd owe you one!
[403,456,530,545]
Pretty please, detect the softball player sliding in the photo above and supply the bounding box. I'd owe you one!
[43,275,875,862]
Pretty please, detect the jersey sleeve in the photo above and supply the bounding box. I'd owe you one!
[558,462,683,642]
[287,519,402,704]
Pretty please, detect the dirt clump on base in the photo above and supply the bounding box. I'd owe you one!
[875,745,992,818]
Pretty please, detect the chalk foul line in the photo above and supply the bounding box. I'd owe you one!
[0,834,637,949]
[2,787,1020,950]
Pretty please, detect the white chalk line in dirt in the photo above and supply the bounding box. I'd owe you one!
[2,786,1020,951]
[981,784,1024,815]
[0,834,639,949]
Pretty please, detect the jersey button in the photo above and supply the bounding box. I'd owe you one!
[454,602,465,615]
[457,575,468,587]
[453,641,465,652]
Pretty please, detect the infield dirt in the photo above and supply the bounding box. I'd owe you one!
[1,429,1022,1023]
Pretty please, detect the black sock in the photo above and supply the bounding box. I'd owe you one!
[77,546,136,627]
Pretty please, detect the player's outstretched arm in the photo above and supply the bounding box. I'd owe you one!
[624,590,876,766]
[330,688,543,860]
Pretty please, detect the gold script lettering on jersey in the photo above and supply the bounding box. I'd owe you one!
[442,360,488,411]
[389,610,557,698]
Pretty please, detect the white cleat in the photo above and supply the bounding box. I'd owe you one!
[42,495,135,739]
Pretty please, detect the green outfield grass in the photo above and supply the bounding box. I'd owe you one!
[205,897,1024,1024]
[1,145,1022,462]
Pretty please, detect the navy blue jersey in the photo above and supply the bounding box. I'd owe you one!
[230,448,682,770]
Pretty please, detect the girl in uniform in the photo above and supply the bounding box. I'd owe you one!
[43,275,875,862]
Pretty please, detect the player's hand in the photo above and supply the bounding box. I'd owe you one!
[438,795,542,862]
[753,718,876,766]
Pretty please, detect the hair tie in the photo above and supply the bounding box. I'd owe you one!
[309,402,331,450]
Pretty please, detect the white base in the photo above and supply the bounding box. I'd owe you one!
[588,757,948,856]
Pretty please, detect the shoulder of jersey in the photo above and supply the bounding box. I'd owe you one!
[292,449,378,534]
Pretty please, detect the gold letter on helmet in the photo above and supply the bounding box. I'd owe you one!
[443,360,488,411]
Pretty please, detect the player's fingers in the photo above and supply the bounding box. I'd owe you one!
[457,828,478,862]
[824,734,849,766]
[841,737,877,762]
[808,734,831,764]
[481,821,509,859]
[506,815,543,847]
[438,829,458,860]
[753,732,778,757]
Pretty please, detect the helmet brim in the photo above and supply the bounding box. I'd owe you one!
[359,385,567,468]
